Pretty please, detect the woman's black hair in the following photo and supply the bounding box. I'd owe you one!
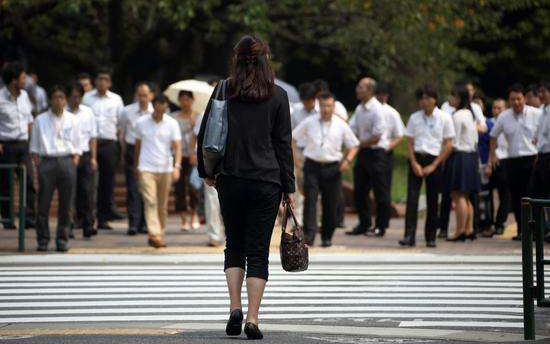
[228,35,274,102]
[451,82,474,118]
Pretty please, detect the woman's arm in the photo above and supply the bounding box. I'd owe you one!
[272,91,296,194]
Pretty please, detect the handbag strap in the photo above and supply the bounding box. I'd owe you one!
[213,79,227,100]
[281,200,301,233]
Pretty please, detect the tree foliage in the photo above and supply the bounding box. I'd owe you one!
[1,0,548,109]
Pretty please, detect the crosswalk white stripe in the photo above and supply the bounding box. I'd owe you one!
[0,307,523,316]
[399,320,523,328]
[0,292,523,300]
[0,314,525,324]
[0,275,536,281]
[0,286,522,294]
[0,299,523,308]
[0,281,523,287]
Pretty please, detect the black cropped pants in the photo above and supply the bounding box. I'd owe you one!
[216,175,282,281]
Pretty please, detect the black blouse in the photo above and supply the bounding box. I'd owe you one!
[197,83,295,193]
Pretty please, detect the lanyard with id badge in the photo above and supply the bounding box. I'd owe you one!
[51,113,66,151]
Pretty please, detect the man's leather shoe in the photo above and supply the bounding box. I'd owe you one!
[426,240,437,248]
[25,220,35,229]
[346,225,367,236]
[512,235,521,241]
[37,244,48,251]
[127,228,137,236]
[321,239,332,248]
[437,230,447,239]
[137,227,148,234]
[97,222,113,230]
[367,227,385,237]
[148,236,167,248]
[56,244,69,252]
[69,229,75,239]
[399,237,415,247]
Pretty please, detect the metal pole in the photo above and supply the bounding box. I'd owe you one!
[521,198,535,340]
[8,167,14,223]
[534,204,545,306]
[17,166,26,252]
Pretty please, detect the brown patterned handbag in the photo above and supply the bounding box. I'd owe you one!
[279,201,309,272]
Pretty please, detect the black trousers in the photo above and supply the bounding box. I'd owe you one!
[75,152,94,235]
[174,158,198,212]
[124,144,146,231]
[505,155,536,235]
[532,153,550,199]
[216,175,282,281]
[97,139,118,223]
[489,161,511,228]
[0,140,36,225]
[404,153,443,242]
[303,159,342,244]
[353,148,391,230]
[36,156,76,247]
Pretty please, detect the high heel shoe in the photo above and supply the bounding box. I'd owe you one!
[465,233,477,241]
[225,309,243,336]
[244,322,263,340]
[446,233,466,242]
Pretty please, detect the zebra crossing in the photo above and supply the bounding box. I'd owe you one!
[0,257,545,331]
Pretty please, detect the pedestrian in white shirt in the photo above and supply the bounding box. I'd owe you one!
[483,99,511,236]
[399,84,455,248]
[346,77,390,237]
[526,84,542,109]
[134,94,182,248]
[192,111,225,247]
[30,86,81,252]
[82,68,124,230]
[67,83,97,239]
[372,85,405,236]
[445,84,481,242]
[291,82,319,223]
[118,82,153,236]
[292,91,359,247]
[534,82,550,205]
[488,84,542,240]
[313,79,348,121]
[0,62,37,229]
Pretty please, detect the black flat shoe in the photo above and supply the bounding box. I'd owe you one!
[345,226,367,236]
[244,322,263,340]
[225,309,243,336]
[321,240,332,248]
[446,233,466,242]
[426,240,436,248]
[465,233,477,241]
[398,237,415,247]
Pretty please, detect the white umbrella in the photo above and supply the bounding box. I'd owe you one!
[164,79,215,114]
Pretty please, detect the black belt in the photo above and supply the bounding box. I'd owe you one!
[0,140,27,144]
[97,139,116,144]
[41,155,72,160]
[305,158,339,166]
[539,152,550,158]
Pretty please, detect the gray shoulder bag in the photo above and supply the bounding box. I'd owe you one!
[202,79,228,177]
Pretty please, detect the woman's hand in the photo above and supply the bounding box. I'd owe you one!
[283,193,294,209]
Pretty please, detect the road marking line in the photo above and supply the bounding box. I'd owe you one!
[399,320,523,328]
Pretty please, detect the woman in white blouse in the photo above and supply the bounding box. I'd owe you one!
[446,83,481,242]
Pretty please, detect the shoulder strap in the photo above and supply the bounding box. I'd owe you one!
[214,79,226,100]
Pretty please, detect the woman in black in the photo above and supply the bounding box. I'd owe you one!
[197,35,295,340]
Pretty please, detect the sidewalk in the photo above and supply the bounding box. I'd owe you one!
[1,212,544,255]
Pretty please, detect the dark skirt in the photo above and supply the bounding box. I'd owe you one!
[445,151,481,194]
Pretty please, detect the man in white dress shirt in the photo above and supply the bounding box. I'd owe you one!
[134,94,182,248]
[399,84,455,248]
[292,91,359,247]
[67,83,97,239]
[489,84,542,240]
[0,62,37,229]
[313,79,348,121]
[82,68,124,230]
[119,82,153,236]
[534,81,550,242]
[347,77,390,237]
[371,84,405,236]
[30,86,81,252]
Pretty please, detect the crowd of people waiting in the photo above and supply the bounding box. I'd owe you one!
[0,60,549,252]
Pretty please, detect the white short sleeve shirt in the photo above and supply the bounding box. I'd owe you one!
[135,115,182,173]
[82,89,124,141]
[30,110,81,156]
[0,87,34,141]
[292,114,359,163]
[67,104,96,153]
[452,109,478,152]
[405,107,456,156]
[490,105,542,158]
[382,103,405,148]
[536,104,550,153]
[349,97,386,149]
[119,102,153,145]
